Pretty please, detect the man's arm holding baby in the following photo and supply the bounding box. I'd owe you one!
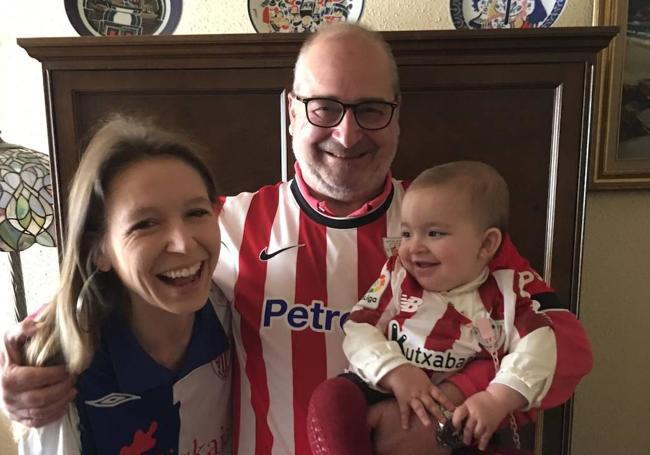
[1,319,76,427]
[477,236,594,412]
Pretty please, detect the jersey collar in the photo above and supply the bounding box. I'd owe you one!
[105,299,228,394]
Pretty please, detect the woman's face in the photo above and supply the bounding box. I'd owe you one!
[96,156,220,315]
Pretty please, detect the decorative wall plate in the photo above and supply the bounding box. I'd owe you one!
[65,0,182,36]
[249,0,364,33]
[450,0,566,29]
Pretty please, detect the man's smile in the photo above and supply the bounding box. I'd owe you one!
[324,150,369,160]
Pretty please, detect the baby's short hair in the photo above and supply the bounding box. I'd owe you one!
[409,161,510,233]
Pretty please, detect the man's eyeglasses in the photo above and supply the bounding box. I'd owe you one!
[293,95,398,131]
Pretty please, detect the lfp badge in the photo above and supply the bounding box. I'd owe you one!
[450,0,566,29]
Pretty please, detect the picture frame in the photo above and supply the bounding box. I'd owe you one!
[591,0,650,189]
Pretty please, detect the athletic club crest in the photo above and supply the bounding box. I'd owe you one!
[248,0,364,33]
[450,0,566,29]
[211,351,231,381]
[64,0,182,36]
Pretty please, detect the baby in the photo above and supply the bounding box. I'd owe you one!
[310,161,558,453]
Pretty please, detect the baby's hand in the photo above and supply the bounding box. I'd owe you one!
[452,384,527,450]
[379,364,455,430]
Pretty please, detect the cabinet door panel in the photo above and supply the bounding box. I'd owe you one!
[395,62,586,312]
[50,68,293,214]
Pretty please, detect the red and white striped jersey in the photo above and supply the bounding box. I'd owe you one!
[214,176,592,455]
[215,178,405,455]
[344,256,556,408]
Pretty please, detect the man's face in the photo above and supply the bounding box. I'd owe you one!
[289,36,400,209]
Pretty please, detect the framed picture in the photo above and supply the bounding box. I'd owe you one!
[592,0,650,189]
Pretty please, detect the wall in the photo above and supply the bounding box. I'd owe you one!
[1,0,649,453]
[572,191,650,454]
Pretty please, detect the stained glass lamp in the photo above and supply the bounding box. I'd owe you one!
[0,133,56,321]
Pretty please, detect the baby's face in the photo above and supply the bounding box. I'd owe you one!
[398,185,491,292]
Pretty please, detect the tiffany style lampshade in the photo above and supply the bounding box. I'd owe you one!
[0,133,56,321]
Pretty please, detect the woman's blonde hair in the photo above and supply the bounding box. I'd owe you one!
[25,115,219,374]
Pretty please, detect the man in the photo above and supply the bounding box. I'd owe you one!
[2,24,592,455]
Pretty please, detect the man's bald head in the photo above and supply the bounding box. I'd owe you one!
[293,23,400,99]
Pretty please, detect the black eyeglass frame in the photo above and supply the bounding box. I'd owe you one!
[293,94,399,131]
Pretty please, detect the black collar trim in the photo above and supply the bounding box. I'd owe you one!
[290,179,394,229]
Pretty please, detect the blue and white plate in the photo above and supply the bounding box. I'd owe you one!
[450,0,566,29]
[65,0,182,36]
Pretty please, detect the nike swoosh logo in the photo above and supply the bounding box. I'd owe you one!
[259,244,304,261]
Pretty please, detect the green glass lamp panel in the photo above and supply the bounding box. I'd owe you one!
[0,219,22,251]
[36,230,55,247]
[0,142,56,252]
[16,195,30,221]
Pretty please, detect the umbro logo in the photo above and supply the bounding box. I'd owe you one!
[259,244,304,261]
[85,392,141,408]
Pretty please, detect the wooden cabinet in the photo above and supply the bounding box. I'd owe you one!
[20,27,615,455]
